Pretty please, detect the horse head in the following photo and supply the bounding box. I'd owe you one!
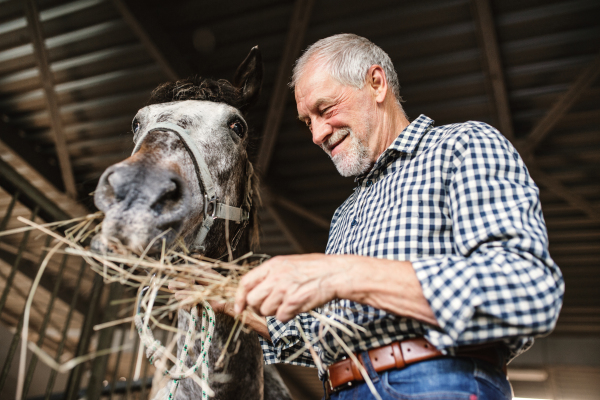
[92,47,262,259]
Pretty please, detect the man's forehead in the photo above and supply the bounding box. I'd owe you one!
[295,69,342,119]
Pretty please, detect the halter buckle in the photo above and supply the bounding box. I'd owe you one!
[204,195,219,219]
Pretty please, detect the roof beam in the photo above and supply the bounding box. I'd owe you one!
[0,121,64,192]
[521,52,600,154]
[111,0,194,81]
[526,161,600,223]
[471,0,514,141]
[264,189,330,230]
[23,0,77,198]
[265,204,306,254]
[0,247,89,316]
[256,0,315,176]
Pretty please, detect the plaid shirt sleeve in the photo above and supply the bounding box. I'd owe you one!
[259,313,317,368]
[412,122,564,353]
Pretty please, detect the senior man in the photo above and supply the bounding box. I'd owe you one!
[232,34,564,399]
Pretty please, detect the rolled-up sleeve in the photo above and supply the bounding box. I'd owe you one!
[411,122,564,353]
[259,313,317,368]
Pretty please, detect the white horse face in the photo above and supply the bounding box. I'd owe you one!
[92,100,250,255]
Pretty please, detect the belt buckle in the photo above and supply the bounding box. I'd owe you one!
[326,370,353,395]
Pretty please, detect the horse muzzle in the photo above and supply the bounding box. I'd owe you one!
[92,160,191,254]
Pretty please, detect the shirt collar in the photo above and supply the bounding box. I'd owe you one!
[355,115,434,183]
[387,114,434,155]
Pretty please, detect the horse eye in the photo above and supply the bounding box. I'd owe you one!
[229,121,245,138]
[132,119,141,134]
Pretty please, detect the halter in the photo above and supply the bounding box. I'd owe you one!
[132,122,253,253]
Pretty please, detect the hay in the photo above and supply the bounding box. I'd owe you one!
[9,214,382,400]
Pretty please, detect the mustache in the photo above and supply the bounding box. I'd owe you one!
[321,128,351,155]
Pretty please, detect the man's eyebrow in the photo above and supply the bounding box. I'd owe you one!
[297,98,333,121]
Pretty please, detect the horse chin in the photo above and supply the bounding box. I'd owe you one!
[90,220,182,257]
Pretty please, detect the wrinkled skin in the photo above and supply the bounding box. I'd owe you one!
[92,50,292,400]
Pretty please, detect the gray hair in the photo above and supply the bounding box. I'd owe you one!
[290,34,403,103]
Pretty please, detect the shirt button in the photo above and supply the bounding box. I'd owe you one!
[351,219,358,227]
[366,180,373,187]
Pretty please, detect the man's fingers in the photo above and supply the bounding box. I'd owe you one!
[275,282,324,322]
[234,265,270,314]
[254,283,288,317]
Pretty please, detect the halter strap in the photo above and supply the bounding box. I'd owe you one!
[132,122,251,253]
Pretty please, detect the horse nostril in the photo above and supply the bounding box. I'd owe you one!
[152,178,185,214]
[94,169,118,211]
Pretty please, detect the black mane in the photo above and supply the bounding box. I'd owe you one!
[147,76,245,110]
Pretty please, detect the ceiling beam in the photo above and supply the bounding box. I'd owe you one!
[526,161,600,223]
[23,0,77,198]
[521,52,600,154]
[0,121,64,192]
[262,186,330,230]
[0,248,89,316]
[470,0,514,141]
[264,204,306,254]
[256,0,315,176]
[111,0,194,81]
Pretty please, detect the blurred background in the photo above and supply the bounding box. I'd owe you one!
[0,0,598,399]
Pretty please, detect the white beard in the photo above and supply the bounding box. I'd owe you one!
[321,127,373,177]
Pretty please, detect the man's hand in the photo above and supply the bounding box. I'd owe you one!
[234,254,440,327]
[234,254,347,322]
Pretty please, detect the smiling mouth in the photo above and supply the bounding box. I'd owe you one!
[325,131,349,156]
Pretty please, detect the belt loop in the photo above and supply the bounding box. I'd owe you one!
[359,351,380,383]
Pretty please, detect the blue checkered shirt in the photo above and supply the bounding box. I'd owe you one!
[260,115,564,369]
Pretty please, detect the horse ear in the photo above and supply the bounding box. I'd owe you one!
[233,46,263,112]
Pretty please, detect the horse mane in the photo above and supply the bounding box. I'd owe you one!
[147,76,261,252]
[147,76,245,109]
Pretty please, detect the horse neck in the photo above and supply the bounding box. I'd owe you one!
[174,220,264,399]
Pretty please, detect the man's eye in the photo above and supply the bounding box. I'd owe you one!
[230,121,245,138]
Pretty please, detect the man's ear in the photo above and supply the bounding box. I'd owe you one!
[233,46,263,112]
[368,65,388,104]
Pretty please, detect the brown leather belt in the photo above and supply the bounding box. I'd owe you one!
[326,338,505,394]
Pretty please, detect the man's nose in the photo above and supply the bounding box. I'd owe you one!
[311,119,333,146]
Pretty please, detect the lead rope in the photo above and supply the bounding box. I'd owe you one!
[135,301,216,399]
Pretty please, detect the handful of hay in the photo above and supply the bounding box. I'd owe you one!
[4,213,383,400]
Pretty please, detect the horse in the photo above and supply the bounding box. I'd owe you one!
[91,47,293,400]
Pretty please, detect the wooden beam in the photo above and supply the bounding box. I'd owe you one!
[273,196,330,230]
[470,0,514,141]
[527,162,600,223]
[256,0,315,176]
[23,0,77,198]
[265,204,305,254]
[0,120,64,192]
[268,192,330,230]
[0,248,89,316]
[521,52,600,154]
[111,0,194,81]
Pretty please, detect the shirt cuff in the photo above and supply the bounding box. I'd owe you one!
[411,256,483,350]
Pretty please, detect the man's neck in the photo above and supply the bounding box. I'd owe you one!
[373,100,410,160]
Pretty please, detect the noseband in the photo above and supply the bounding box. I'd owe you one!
[132,122,253,254]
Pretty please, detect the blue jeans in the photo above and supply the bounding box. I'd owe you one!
[325,352,512,400]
